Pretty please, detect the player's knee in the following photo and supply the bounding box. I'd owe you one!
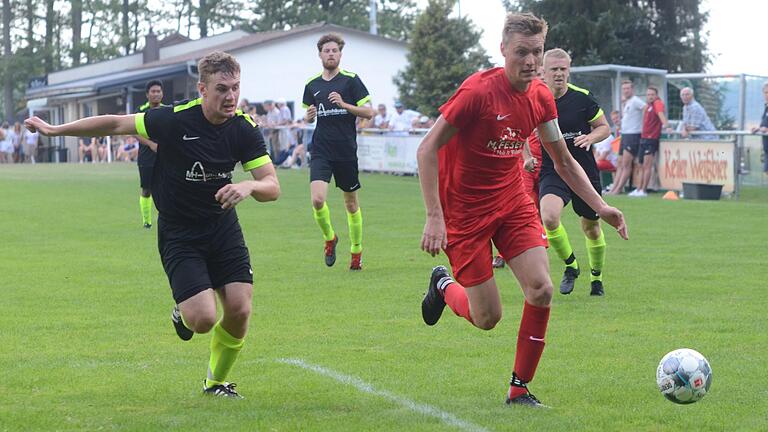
[311,197,325,209]
[474,311,502,330]
[189,313,218,334]
[225,302,252,325]
[541,213,559,231]
[527,280,553,305]
[344,200,358,213]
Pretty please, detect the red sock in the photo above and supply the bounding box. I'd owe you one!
[443,282,474,324]
[508,301,550,399]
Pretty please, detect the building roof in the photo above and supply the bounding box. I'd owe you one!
[26,63,189,99]
[26,23,405,103]
[136,22,405,70]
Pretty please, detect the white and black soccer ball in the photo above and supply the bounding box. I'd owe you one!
[656,348,712,404]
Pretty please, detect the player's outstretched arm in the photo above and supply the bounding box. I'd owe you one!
[417,116,457,256]
[25,115,138,138]
[215,162,280,209]
[539,120,628,240]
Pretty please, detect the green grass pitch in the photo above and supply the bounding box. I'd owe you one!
[1,163,766,431]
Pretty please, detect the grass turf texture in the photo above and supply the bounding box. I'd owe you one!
[1,163,766,431]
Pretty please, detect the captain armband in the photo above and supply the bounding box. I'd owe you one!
[538,119,563,143]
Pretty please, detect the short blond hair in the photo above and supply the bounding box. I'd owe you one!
[543,48,571,66]
[502,12,548,44]
[198,51,240,84]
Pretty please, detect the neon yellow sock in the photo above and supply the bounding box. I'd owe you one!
[545,223,577,269]
[139,195,153,225]
[347,208,363,254]
[586,229,606,281]
[312,202,335,241]
[205,322,244,388]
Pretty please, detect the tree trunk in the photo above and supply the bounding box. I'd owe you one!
[2,0,13,121]
[72,0,82,66]
[44,0,54,73]
[122,0,130,55]
[199,0,208,37]
[25,0,35,49]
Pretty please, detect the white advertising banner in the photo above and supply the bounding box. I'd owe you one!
[657,139,735,193]
[357,134,421,174]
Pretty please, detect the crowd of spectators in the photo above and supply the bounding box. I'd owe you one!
[0,120,40,164]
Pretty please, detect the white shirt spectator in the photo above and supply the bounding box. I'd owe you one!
[390,109,420,131]
[621,95,645,134]
[594,134,618,167]
[374,112,392,128]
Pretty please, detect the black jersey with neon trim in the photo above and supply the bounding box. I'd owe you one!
[302,70,371,161]
[135,98,271,223]
[540,83,604,174]
[135,102,168,167]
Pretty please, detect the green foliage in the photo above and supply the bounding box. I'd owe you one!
[393,0,490,118]
[248,0,417,42]
[1,164,767,430]
[504,0,710,72]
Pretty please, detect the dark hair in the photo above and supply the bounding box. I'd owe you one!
[145,80,163,93]
[198,51,241,84]
[317,33,345,52]
[647,86,659,95]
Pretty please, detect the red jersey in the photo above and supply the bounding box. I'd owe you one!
[438,68,557,222]
[641,99,665,139]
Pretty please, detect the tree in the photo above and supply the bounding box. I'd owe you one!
[249,0,417,42]
[2,0,12,121]
[393,0,490,118]
[503,0,710,72]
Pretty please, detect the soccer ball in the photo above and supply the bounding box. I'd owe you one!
[656,348,712,404]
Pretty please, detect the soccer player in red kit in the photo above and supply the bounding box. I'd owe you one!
[417,12,628,407]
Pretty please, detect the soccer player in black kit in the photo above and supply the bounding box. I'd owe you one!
[135,79,166,229]
[537,48,612,297]
[302,33,374,270]
[24,51,280,398]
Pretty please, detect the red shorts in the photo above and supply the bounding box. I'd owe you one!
[521,168,540,207]
[444,198,547,287]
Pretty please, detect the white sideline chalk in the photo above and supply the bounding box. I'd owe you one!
[277,358,490,432]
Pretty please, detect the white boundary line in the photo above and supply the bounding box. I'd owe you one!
[277,358,491,432]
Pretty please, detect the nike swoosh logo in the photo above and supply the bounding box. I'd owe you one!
[541,233,547,240]
[529,336,545,342]
[313,91,321,97]
[496,114,511,120]
[182,135,200,141]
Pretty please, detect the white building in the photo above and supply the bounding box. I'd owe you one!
[25,23,408,162]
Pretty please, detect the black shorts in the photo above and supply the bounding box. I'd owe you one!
[310,157,361,192]
[639,138,659,156]
[138,165,154,189]
[157,210,253,303]
[620,133,641,156]
[539,168,602,221]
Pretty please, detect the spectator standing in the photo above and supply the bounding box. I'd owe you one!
[263,100,281,157]
[630,86,670,197]
[608,80,645,195]
[389,101,420,132]
[22,127,39,163]
[373,103,392,129]
[679,87,716,140]
[752,82,768,175]
[0,122,13,163]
